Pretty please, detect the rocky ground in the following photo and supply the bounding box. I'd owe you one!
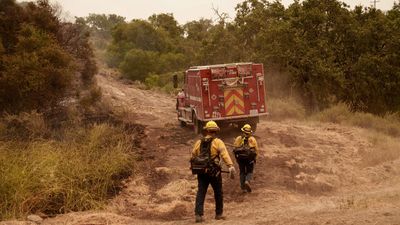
[2,72,399,225]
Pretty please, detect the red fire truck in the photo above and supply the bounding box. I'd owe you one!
[175,62,267,134]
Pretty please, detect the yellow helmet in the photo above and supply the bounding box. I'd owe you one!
[203,120,220,131]
[241,124,252,134]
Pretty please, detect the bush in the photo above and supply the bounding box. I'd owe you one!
[350,112,400,137]
[0,0,98,114]
[311,103,352,124]
[0,24,74,113]
[267,98,306,121]
[144,73,161,88]
[0,123,135,220]
[119,49,158,81]
[313,103,400,137]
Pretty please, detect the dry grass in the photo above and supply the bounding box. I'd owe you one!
[361,131,400,166]
[0,112,137,220]
[310,103,400,165]
[312,103,400,137]
[267,98,306,121]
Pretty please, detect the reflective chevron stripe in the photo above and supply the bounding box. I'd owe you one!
[224,89,245,116]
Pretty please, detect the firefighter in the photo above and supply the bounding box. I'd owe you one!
[234,124,259,193]
[191,120,235,223]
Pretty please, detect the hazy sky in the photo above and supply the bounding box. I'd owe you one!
[18,0,399,24]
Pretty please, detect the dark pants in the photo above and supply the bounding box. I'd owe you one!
[194,173,223,216]
[238,160,254,189]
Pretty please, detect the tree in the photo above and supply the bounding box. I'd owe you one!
[76,14,126,40]
[0,0,98,113]
[118,49,158,81]
[0,24,73,112]
[148,13,183,39]
[183,19,213,41]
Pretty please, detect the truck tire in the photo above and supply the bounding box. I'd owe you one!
[193,116,202,134]
[180,120,186,127]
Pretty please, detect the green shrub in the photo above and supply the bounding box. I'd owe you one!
[161,82,175,94]
[0,24,74,113]
[0,0,98,114]
[119,49,158,81]
[144,74,161,88]
[267,98,306,121]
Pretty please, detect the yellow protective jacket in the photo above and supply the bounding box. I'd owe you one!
[234,135,259,158]
[192,135,233,167]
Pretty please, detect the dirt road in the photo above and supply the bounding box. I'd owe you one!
[5,73,400,225]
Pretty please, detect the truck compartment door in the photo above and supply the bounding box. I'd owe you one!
[223,88,245,116]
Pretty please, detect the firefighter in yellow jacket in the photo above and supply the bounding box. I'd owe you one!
[234,124,259,193]
[191,121,235,223]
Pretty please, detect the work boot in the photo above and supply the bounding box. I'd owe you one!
[215,214,226,220]
[244,180,252,193]
[195,215,203,223]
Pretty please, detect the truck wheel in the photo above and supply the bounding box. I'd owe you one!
[180,120,186,127]
[193,117,202,134]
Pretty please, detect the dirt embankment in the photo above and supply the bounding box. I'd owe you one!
[3,73,399,225]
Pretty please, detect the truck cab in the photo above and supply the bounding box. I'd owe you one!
[176,62,267,133]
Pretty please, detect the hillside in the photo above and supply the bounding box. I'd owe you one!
[3,72,397,225]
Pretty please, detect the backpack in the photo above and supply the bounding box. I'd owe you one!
[233,136,256,162]
[190,138,221,176]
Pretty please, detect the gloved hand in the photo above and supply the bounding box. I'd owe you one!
[228,166,236,179]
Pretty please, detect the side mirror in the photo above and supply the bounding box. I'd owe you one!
[173,74,178,88]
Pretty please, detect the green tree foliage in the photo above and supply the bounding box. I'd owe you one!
[197,23,241,65]
[106,19,168,70]
[59,23,98,84]
[0,0,98,113]
[148,13,183,39]
[183,19,213,42]
[104,1,400,114]
[107,15,188,81]
[0,25,73,112]
[234,0,400,113]
[76,14,126,49]
[119,49,158,81]
[77,14,126,38]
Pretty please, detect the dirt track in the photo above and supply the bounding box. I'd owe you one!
[4,73,400,225]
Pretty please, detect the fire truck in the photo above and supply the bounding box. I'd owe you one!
[175,62,267,134]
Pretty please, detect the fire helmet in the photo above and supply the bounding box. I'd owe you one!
[203,121,220,131]
[241,124,252,134]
